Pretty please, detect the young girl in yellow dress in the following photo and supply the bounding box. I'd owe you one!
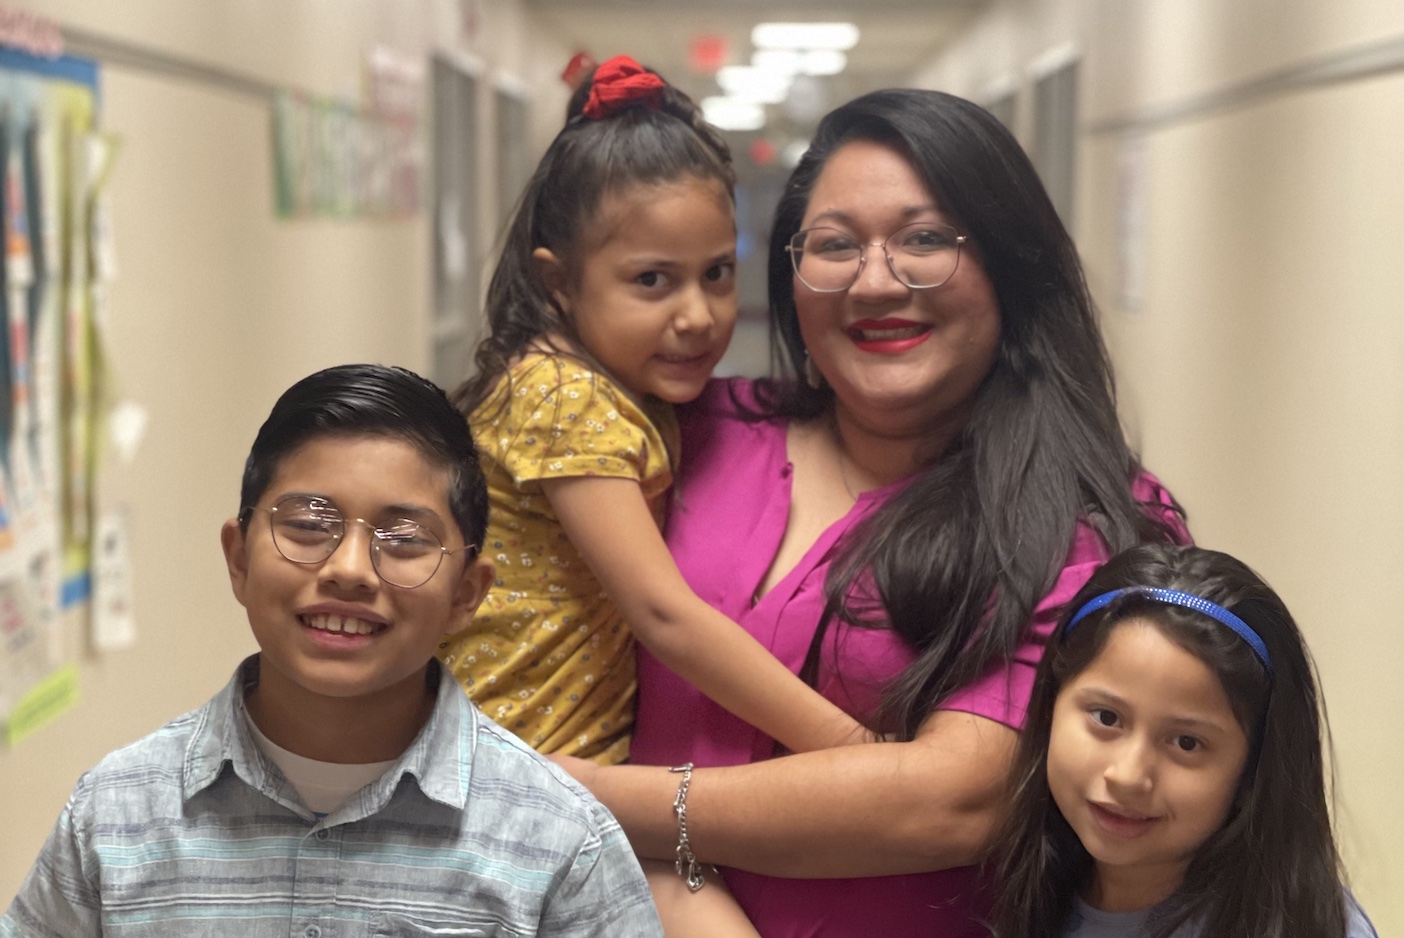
[437,57,864,781]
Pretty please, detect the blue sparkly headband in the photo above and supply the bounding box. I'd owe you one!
[1064,587,1272,672]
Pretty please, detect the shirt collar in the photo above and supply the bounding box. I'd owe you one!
[371,659,476,810]
[183,655,477,814]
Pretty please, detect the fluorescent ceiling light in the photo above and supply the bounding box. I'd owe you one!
[750,49,847,79]
[702,96,766,132]
[753,49,804,75]
[752,22,859,51]
[801,50,846,76]
[717,65,791,105]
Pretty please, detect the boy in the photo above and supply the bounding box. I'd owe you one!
[2,364,662,936]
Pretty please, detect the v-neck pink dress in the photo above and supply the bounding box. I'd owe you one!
[631,379,1188,938]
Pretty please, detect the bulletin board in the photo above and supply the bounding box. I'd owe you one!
[0,24,433,745]
[0,46,104,744]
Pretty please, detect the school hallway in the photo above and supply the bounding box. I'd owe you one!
[1,1,1400,931]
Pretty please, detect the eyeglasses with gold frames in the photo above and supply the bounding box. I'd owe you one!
[240,495,475,589]
[786,222,966,293]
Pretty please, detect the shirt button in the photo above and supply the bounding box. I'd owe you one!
[314,829,329,840]
[306,927,321,938]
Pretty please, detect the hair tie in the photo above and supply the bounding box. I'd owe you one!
[1064,587,1272,672]
[583,55,666,120]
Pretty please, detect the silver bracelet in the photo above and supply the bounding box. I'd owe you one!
[668,762,706,891]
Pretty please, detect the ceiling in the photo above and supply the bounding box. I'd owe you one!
[524,0,987,134]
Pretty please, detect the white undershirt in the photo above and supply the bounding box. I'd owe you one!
[245,715,396,815]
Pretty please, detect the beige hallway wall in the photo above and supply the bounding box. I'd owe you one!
[915,0,1404,928]
[0,0,568,895]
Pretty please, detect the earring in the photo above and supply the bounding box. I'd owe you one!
[803,350,823,390]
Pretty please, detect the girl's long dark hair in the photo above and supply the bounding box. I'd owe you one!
[453,62,733,417]
[990,543,1349,938]
[757,89,1180,738]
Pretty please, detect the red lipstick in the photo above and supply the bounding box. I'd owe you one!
[847,318,933,354]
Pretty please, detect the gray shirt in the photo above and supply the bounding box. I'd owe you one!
[1062,900,1195,938]
[3,657,663,937]
[1063,891,1378,937]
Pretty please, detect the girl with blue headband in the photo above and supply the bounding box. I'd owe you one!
[989,543,1376,938]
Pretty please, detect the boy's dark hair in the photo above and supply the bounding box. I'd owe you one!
[990,543,1350,938]
[239,364,488,548]
[453,60,734,417]
[754,88,1182,741]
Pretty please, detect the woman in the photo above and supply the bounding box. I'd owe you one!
[558,88,1189,937]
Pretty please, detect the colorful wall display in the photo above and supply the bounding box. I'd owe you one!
[272,90,421,219]
[0,46,104,743]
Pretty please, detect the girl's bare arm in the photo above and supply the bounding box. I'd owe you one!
[542,475,868,754]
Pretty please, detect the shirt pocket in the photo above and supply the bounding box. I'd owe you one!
[370,911,523,937]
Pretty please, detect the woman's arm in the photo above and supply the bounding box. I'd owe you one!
[561,710,1022,881]
[557,709,1017,878]
[542,475,868,753]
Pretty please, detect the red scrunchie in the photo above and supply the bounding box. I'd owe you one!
[583,55,666,120]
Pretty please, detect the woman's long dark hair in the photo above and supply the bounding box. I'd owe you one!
[990,544,1349,938]
[757,89,1180,738]
[453,63,733,417]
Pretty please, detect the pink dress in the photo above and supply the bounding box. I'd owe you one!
[631,379,1189,938]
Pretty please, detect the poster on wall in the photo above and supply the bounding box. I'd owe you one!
[272,91,421,219]
[0,46,101,743]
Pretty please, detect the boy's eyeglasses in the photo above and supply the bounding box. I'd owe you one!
[241,495,475,589]
[785,222,966,293]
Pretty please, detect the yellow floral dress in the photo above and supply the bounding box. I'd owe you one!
[439,353,677,764]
